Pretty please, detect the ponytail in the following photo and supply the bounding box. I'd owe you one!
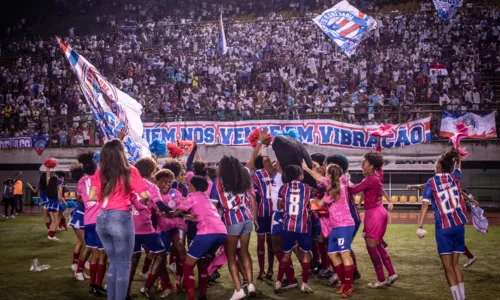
[327,164,343,201]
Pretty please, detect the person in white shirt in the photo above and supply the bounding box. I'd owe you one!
[472,89,481,110]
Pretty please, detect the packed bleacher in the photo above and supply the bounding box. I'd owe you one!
[0,0,499,146]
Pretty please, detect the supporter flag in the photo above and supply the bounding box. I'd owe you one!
[430,63,449,76]
[57,38,151,163]
[433,0,464,20]
[440,111,497,139]
[32,135,50,156]
[218,13,228,55]
[312,0,377,57]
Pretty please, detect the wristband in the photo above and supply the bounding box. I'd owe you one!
[257,141,263,145]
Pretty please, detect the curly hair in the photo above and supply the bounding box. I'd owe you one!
[363,151,384,171]
[70,165,85,182]
[155,169,175,182]
[77,152,97,176]
[218,155,251,194]
[162,158,183,177]
[438,148,460,173]
[283,165,302,182]
[135,157,157,178]
[207,167,217,181]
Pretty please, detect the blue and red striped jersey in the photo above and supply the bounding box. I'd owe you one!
[423,169,467,229]
[172,180,188,197]
[279,181,313,234]
[253,169,274,217]
[209,178,253,226]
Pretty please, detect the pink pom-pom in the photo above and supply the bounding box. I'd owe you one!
[450,124,469,158]
[167,143,184,158]
[44,158,57,169]
[371,124,394,137]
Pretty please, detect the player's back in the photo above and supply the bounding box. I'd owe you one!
[280,181,312,233]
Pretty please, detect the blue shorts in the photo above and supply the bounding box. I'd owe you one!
[187,234,227,259]
[312,217,321,240]
[226,220,253,236]
[282,231,312,253]
[436,225,465,255]
[159,231,173,254]
[46,199,60,213]
[271,211,283,235]
[69,210,85,229]
[256,216,272,235]
[134,233,165,254]
[328,226,355,253]
[353,219,361,238]
[85,223,104,250]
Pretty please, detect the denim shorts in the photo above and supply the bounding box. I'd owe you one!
[226,220,253,236]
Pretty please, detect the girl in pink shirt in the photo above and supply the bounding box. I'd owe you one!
[348,150,398,289]
[88,140,149,300]
[168,175,227,300]
[303,161,356,298]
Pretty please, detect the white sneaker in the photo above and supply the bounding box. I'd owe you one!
[85,261,90,270]
[83,272,90,279]
[71,264,77,271]
[328,273,339,286]
[48,236,60,241]
[368,280,387,288]
[229,289,246,300]
[463,257,477,268]
[11,215,15,219]
[74,272,85,281]
[5,216,9,219]
[140,272,149,280]
[167,263,176,273]
[248,283,257,297]
[300,283,314,293]
[274,281,282,294]
[160,289,173,298]
[387,274,399,285]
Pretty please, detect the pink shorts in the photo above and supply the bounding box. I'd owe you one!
[362,206,388,243]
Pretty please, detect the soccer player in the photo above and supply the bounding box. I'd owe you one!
[68,164,88,278]
[348,150,398,288]
[210,155,257,300]
[168,175,228,300]
[275,165,314,294]
[303,161,356,298]
[417,149,467,300]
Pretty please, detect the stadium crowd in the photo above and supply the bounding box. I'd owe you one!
[0,1,499,145]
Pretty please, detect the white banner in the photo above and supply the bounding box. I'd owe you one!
[440,111,497,139]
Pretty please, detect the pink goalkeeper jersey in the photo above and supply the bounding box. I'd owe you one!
[79,175,99,225]
[132,179,161,235]
[178,191,227,235]
[156,189,186,232]
[321,176,354,229]
[348,169,384,210]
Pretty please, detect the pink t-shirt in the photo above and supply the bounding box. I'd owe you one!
[91,166,148,211]
[79,175,99,225]
[132,179,160,235]
[178,191,227,235]
[348,169,383,210]
[321,175,354,229]
[155,189,186,232]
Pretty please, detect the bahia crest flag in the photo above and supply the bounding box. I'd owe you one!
[58,38,151,163]
[218,13,228,55]
[440,111,497,139]
[313,0,377,58]
[433,0,464,20]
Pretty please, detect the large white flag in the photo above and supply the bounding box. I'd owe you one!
[433,0,463,20]
[58,38,151,162]
[313,0,377,57]
[218,13,228,55]
[440,111,497,139]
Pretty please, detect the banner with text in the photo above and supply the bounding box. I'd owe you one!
[143,117,431,150]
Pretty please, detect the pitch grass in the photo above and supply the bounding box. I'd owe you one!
[0,217,499,300]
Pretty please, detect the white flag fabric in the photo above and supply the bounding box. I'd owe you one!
[58,38,151,163]
[218,13,228,55]
[313,0,377,57]
[433,0,464,20]
[440,111,497,139]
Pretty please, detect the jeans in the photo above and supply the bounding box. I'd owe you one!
[96,210,135,300]
[14,195,23,213]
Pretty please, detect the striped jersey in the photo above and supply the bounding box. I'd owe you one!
[210,179,253,226]
[279,181,313,233]
[423,169,467,229]
[172,180,188,197]
[253,169,274,217]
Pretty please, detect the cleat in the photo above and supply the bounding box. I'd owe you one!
[208,270,221,283]
[318,269,329,278]
[387,274,399,285]
[274,281,282,294]
[229,289,246,300]
[74,272,85,281]
[300,283,314,293]
[241,279,248,288]
[353,272,361,282]
[95,285,107,297]
[382,241,388,248]
[328,273,339,286]
[167,263,176,274]
[282,279,298,289]
[140,272,150,280]
[368,280,387,289]
[341,287,354,298]
[265,271,273,280]
[248,283,257,298]
[336,284,345,294]
[257,272,265,281]
[85,261,90,270]
[140,287,155,300]
[71,263,77,271]
[463,257,477,268]
[160,289,173,298]
[88,285,97,295]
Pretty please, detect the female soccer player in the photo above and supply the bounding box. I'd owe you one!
[417,149,467,300]
[89,139,150,300]
[76,152,107,296]
[303,161,356,298]
[348,150,398,288]
[210,155,257,300]
[169,175,228,300]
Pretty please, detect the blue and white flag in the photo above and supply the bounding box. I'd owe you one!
[58,38,151,163]
[440,111,497,139]
[32,135,50,156]
[433,0,463,20]
[313,0,377,57]
[217,13,228,55]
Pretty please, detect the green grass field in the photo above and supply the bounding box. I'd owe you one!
[0,217,499,300]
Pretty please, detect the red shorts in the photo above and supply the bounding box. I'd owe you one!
[363,206,388,243]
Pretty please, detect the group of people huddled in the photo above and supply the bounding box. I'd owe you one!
[29,129,477,300]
